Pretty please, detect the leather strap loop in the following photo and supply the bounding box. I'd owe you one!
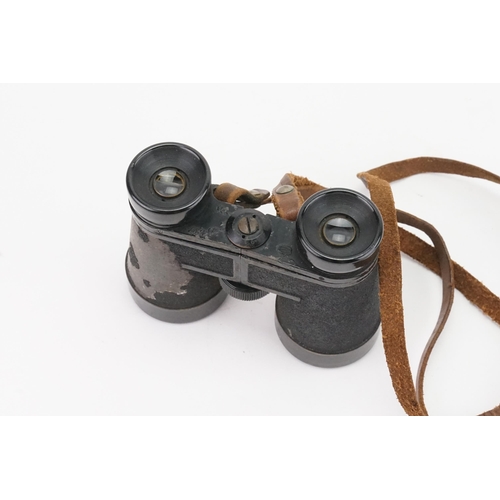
[214,183,271,208]
[272,173,325,220]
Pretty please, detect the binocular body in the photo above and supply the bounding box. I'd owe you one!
[126,143,383,367]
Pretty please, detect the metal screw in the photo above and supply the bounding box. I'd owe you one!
[238,216,259,235]
[276,184,294,195]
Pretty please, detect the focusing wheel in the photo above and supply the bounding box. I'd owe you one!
[219,279,268,301]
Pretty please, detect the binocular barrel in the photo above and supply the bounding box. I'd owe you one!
[126,143,383,367]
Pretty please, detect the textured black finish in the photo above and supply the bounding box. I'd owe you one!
[275,265,380,355]
[275,314,379,367]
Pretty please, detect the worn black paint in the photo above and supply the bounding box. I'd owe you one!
[128,244,140,269]
[126,142,383,366]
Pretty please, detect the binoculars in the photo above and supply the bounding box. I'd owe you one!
[125,143,383,367]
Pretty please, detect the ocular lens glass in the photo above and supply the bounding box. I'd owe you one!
[153,169,186,198]
[322,215,356,246]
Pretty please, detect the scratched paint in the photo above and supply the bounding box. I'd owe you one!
[127,220,193,299]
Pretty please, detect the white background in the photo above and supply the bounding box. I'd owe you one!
[1,84,499,416]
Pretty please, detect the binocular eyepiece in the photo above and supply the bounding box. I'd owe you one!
[126,143,383,367]
[126,143,212,227]
[297,188,382,278]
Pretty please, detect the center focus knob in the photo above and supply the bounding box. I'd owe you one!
[219,279,268,301]
[225,209,272,249]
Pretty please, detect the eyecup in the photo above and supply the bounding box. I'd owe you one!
[296,188,383,278]
[126,142,211,227]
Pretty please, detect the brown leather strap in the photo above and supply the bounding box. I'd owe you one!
[357,172,425,415]
[364,156,500,184]
[396,213,454,416]
[359,158,500,416]
[398,226,500,416]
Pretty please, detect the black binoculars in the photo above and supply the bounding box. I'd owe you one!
[125,143,383,367]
